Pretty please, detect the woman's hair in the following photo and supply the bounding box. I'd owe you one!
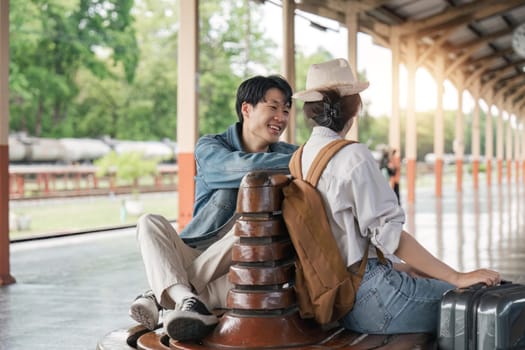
[235,75,293,123]
[303,89,362,132]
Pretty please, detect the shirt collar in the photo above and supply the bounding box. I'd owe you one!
[311,126,343,140]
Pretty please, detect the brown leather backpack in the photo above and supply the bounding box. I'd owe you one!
[282,139,378,325]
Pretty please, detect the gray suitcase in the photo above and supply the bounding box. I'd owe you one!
[438,281,525,349]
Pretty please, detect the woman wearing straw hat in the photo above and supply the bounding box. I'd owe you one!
[292,58,500,334]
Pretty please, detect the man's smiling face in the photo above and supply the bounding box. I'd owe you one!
[241,88,290,152]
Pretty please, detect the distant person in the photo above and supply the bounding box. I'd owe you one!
[293,57,500,334]
[379,147,390,180]
[387,148,400,204]
[129,75,297,341]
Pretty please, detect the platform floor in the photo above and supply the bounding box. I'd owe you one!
[1,179,525,350]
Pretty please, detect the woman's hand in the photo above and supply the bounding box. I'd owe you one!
[450,269,501,288]
[394,231,501,287]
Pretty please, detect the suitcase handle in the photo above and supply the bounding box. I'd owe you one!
[470,279,511,290]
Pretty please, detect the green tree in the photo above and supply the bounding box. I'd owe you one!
[9,0,139,137]
[68,0,178,140]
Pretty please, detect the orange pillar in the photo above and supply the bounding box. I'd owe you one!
[522,160,525,183]
[514,127,520,183]
[486,159,492,186]
[496,106,504,185]
[456,159,463,193]
[485,100,494,187]
[389,30,402,193]
[471,82,481,191]
[407,159,416,203]
[454,73,464,193]
[516,160,520,183]
[497,159,503,184]
[505,114,512,184]
[472,160,479,189]
[405,36,417,204]
[176,0,198,230]
[0,0,15,285]
[434,54,445,198]
[177,153,196,229]
[506,160,512,183]
[0,145,14,285]
[435,159,443,198]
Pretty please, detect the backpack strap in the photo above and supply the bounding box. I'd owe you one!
[289,144,304,180]
[305,139,355,187]
[291,139,386,277]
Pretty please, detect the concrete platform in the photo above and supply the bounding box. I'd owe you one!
[1,180,524,350]
[1,229,149,350]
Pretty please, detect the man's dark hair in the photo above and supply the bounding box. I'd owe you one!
[235,75,293,123]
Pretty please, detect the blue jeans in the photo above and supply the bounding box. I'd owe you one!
[340,259,454,334]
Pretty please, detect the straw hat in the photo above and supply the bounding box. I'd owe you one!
[293,58,369,102]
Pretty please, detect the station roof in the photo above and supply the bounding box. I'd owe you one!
[293,0,525,114]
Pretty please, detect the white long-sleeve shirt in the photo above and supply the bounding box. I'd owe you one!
[301,126,405,267]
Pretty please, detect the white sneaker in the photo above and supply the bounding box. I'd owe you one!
[164,296,218,341]
[129,290,162,330]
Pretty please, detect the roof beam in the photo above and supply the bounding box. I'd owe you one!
[448,27,515,55]
[495,70,525,89]
[295,2,344,23]
[481,62,525,98]
[484,58,525,78]
[507,84,525,103]
[397,0,524,36]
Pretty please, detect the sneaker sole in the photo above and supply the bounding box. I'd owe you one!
[129,303,159,331]
[165,311,218,341]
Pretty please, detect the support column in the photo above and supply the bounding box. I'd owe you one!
[389,30,402,199]
[177,0,199,230]
[434,54,445,197]
[471,80,481,190]
[505,108,512,184]
[281,0,295,144]
[496,104,504,185]
[455,74,464,193]
[521,116,525,184]
[514,120,520,183]
[405,35,417,204]
[345,5,359,141]
[485,97,494,186]
[0,0,15,285]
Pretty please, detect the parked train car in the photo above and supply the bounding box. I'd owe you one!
[8,134,178,164]
[113,140,175,162]
[8,135,27,162]
[60,138,112,163]
[9,134,66,164]
[103,137,177,163]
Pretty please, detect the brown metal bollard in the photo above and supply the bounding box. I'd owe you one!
[176,171,326,349]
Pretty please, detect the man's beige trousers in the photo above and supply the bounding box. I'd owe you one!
[136,214,236,310]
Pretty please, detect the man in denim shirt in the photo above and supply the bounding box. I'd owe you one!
[130,75,297,341]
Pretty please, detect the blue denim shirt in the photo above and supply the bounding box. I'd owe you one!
[180,122,297,244]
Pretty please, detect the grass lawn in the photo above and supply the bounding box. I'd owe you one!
[9,192,178,239]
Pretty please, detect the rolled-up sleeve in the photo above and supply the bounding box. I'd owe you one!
[350,154,405,255]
